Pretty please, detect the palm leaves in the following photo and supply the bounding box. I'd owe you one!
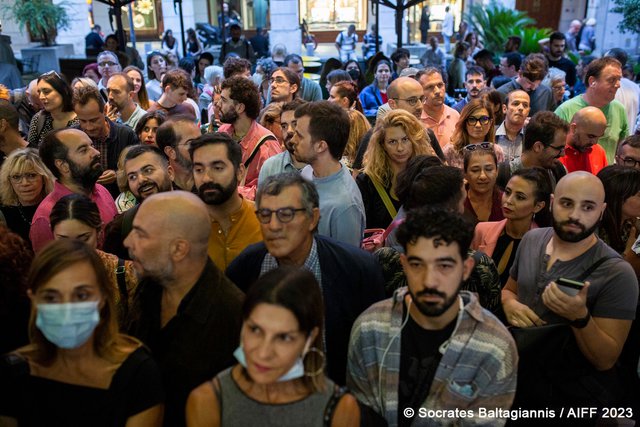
[464,0,551,55]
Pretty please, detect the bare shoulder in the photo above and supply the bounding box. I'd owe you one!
[330,392,360,427]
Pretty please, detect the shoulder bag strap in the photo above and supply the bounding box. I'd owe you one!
[323,385,348,427]
[35,112,47,143]
[576,256,612,282]
[243,134,277,169]
[370,177,398,219]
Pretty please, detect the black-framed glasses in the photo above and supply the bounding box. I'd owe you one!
[545,143,566,153]
[464,142,493,151]
[255,207,306,224]
[617,156,640,168]
[466,116,491,126]
[393,95,426,106]
[98,61,117,67]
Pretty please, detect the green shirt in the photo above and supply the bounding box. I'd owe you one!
[555,95,629,164]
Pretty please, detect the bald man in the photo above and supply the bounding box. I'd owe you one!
[124,191,244,427]
[502,171,638,410]
[560,106,608,174]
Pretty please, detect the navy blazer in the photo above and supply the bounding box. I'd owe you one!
[359,83,385,117]
[226,234,386,385]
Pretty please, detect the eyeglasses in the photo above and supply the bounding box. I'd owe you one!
[10,172,39,183]
[98,61,117,67]
[464,142,493,151]
[255,207,307,224]
[466,116,491,126]
[617,156,640,168]
[546,143,565,153]
[393,96,426,106]
[269,77,289,85]
[385,136,411,147]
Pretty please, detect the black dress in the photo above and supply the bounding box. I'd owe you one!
[0,347,164,426]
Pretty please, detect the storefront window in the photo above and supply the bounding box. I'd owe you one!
[406,0,463,44]
[120,0,164,40]
[301,0,367,31]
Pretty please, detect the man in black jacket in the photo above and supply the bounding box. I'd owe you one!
[226,172,385,384]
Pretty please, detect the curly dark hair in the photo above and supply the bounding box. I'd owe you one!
[221,76,262,120]
[397,207,474,259]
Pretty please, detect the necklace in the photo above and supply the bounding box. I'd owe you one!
[16,202,31,225]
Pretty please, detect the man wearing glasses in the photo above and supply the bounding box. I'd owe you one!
[615,135,640,170]
[268,67,300,103]
[189,132,262,271]
[497,111,569,191]
[226,172,385,384]
[96,51,121,94]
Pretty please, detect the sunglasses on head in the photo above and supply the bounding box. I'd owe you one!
[464,142,493,151]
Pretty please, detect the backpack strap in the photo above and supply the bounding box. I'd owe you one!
[370,177,398,219]
[244,134,277,169]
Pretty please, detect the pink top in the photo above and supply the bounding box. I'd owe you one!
[30,182,118,252]
[219,120,282,200]
[420,105,460,148]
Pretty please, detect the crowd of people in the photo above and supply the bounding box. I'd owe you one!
[0,18,639,427]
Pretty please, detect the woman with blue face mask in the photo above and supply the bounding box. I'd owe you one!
[0,239,165,426]
[186,267,361,427]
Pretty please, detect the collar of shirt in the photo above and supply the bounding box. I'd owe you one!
[565,144,592,156]
[260,237,322,287]
[495,121,524,138]
[211,195,249,225]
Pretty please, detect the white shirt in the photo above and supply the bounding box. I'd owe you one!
[442,12,454,37]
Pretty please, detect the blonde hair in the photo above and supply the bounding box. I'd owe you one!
[363,109,435,186]
[116,145,136,193]
[345,109,371,167]
[451,98,496,153]
[0,148,55,206]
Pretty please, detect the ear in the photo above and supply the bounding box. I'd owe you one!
[462,255,475,281]
[54,158,69,175]
[170,238,190,262]
[307,207,320,232]
[167,164,175,182]
[532,141,544,153]
[600,202,607,220]
[570,122,577,134]
[549,193,555,211]
[290,83,299,95]
[502,104,507,115]
[533,200,545,214]
[236,163,246,182]
[306,327,320,352]
[399,252,410,272]
[388,98,397,109]
[27,289,34,302]
[164,145,177,160]
[235,102,246,115]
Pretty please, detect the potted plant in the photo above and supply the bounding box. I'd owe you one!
[2,0,71,47]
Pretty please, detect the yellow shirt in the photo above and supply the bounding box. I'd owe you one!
[208,197,263,271]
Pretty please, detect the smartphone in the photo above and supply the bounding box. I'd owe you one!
[556,278,585,296]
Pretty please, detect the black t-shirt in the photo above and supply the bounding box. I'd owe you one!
[0,204,37,246]
[398,303,456,427]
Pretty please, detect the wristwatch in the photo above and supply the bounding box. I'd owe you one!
[570,311,591,329]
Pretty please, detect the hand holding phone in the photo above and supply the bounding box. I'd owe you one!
[556,278,585,296]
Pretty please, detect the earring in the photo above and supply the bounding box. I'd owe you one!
[303,347,326,377]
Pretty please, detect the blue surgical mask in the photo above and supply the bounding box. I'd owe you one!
[36,301,100,349]
[233,337,312,382]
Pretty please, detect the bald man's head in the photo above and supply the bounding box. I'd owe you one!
[125,191,211,282]
[568,107,607,152]
[552,171,606,243]
[388,77,425,119]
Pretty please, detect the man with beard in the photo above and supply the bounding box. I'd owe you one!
[495,90,530,162]
[560,107,607,174]
[73,85,138,198]
[347,208,517,427]
[190,133,262,270]
[31,128,118,251]
[497,53,555,116]
[502,171,637,410]
[156,116,201,191]
[418,68,460,148]
[258,99,308,185]
[217,76,281,200]
[555,57,628,164]
[545,32,577,92]
[103,144,175,259]
[268,67,300,103]
[497,111,569,191]
[106,72,147,129]
[226,172,385,384]
[124,191,244,427]
[452,66,487,113]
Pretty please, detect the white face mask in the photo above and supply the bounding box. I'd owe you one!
[233,336,313,382]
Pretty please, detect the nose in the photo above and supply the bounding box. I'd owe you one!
[267,213,283,230]
[255,338,273,360]
[90,146,100,157]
